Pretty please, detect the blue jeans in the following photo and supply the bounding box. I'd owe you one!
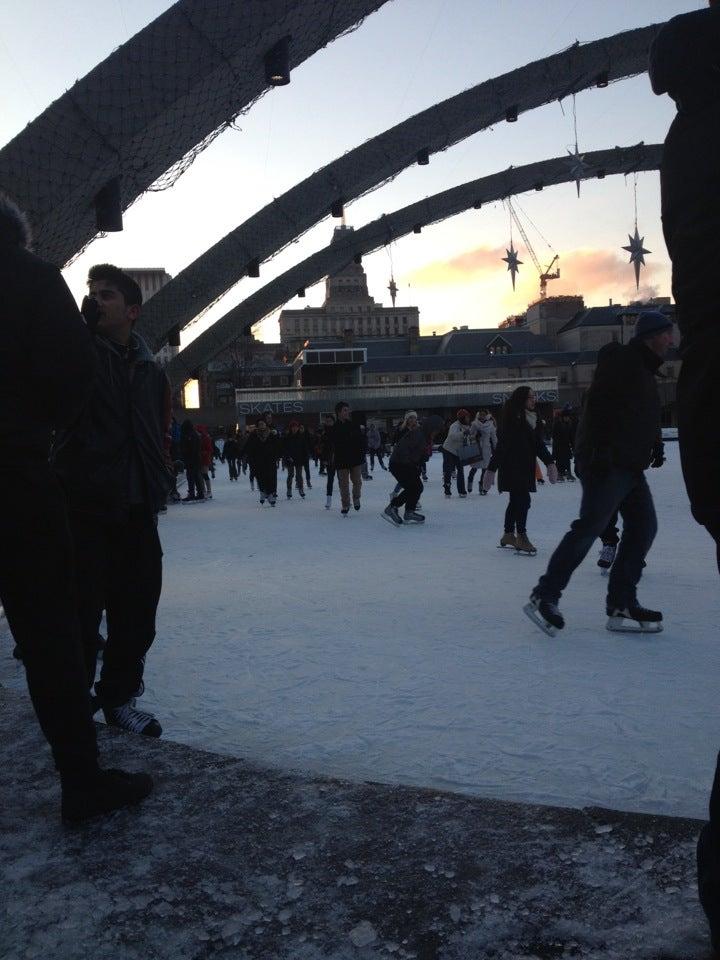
[535,468,657,609]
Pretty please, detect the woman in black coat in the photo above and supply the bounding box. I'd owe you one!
[179,419,204,501]
[485,387,557,554]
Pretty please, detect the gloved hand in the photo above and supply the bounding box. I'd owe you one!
[589,447,612,478]
[650,441,665,469]
[482,469,496,493]
[547,463,558,484]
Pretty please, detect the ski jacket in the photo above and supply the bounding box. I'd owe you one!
[328,420,364,469]
[245,431,280,469]
[223,438,239,460]
[0,228,94,468]
[52,332,173,516]
[198,429,213,470]
[488,414,553,494]
[441,420,471,456]
[282,430,307,465]
[389,426,429,469]
[573,338,663,475]
[469,418,497,469]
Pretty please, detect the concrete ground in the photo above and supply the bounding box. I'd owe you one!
[1,687,713,960]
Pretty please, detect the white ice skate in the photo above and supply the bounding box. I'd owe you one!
[606,605,663,634]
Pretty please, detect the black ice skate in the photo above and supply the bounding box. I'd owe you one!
[597,543,616,574]
[524,592,565,637]
[403,510,425,524]
[382,504,403,526]
[606,605,663,634]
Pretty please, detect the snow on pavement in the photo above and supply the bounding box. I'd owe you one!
[2,444,717,818]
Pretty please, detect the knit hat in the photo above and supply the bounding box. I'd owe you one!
[404,410,418,421]
[456,408,470,421]
[634,311,673,339]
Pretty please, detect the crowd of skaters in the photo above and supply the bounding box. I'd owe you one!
[2,5,720,945]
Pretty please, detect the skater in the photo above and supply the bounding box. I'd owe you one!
[359,425,373,480]
[179,420,204,501]
[483,387,557,554]
[198,424,213,498]
[224,429,240,481]
[329,401,364,515]
[282,420,306,498]
[525,312,673,636]
[298,424,312,488]
[244,419,279,505]
[382,413,441,526]
[441,409,472,497]
[551,407,576,481]
[319,414,336,508]
[651,9,720,943]
[0,194,153,822]
[52,263,173,740]
[367,421,387,471]
[467,409,497,494]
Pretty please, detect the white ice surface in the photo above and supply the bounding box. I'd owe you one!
[2,445,717,818]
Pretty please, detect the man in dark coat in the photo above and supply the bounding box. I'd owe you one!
[52,264,172,739]
[528,312,673,632]
[244,420,280,504]
[552,409,576,481]
[282,420,307,497]
[650,4,720,946]
[0,195,152,822]
[329,401,364,515]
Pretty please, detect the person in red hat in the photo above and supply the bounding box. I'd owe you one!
[440,409,472,497]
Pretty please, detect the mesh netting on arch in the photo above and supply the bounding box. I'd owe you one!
[0,0,389,267]
[135,22,664,355]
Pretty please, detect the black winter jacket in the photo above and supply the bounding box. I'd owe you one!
[52,332,172,515]
[573,338,663,475]
[282,431,307,465]
[329,420,365,469]
[245,431,280,469]
[0,238,94,467]
[389,426,429,469]
[488,414,553,494]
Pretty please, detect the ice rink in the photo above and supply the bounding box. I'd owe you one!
[3,443,717,818]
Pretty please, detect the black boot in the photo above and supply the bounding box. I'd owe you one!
[61,768,154,824]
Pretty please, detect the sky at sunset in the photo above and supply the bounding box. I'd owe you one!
[0,0,703,347]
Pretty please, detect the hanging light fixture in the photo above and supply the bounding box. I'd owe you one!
[264,37,290,86]
[94,177,123,232]
[353,253,362,264]
[330,198,344,218]
[473,200,482,210]
[596,71,609,88]
[505,105,519,123]
[413,224,422,234]
[534,182,544,192]
[296,287,305,298]
[596,169,606,180]
[416,147,430,165]
[247,258,260,278]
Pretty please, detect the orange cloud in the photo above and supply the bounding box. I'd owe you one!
[402,245,668,302]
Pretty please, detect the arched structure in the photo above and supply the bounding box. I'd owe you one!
[164,142,663,386]
[138,23,663,355]
[0,0,389,266]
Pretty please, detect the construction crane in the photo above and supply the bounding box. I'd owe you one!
[507,199,560,299]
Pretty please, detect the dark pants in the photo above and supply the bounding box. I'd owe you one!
[325,465,336,497]
[227,457,239,481]
[699,756,720,949]
[186,466,204,499]
[390,464,423,512]
[256,463,277,497]
[535,468,657,609]
[442,450,466,494]
[504,489,531,535]
[0,467,98,783]
[70,506,163,708]
[600,510,620,546]
[286,461,304,493]
[369,449,385,470]
[303,460,311,486]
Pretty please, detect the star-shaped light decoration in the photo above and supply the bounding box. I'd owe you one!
[388,276,398,307]
[502,242,523,290]
[565,145,590,197]
[622,226,651,290]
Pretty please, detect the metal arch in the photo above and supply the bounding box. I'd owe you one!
[139,22,663,355]
[0,0,389,266]
[164,142,663,386]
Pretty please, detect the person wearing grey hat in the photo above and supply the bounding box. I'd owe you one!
[525,312,673,637]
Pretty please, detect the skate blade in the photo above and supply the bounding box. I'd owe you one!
[606,617,663,633]
[523,602,557,637]
[381,512,402,527]
[515,550,537,556]
[599,567,609,576]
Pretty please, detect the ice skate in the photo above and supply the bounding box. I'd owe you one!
[524,592,564,637]
[382,504,403,526]
[403,509,425,524]
[269,494,277,507]
[299,489,305,498]
[515,533,537,556]
[353,500,361,511]
[498,532,517,549]
[341,507,350,516]
[606,604,663,633]
[597,543,616,574]
[325,496,332,510]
